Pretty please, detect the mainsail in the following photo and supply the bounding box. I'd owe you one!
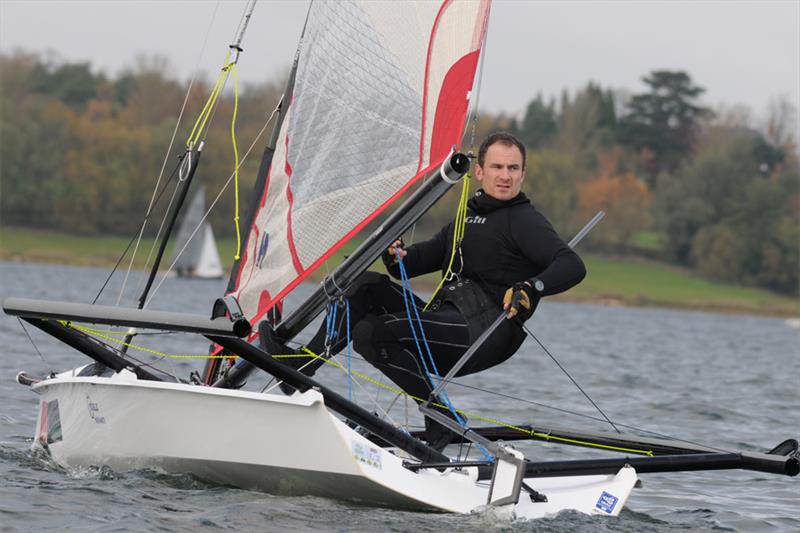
[231,0,491,327]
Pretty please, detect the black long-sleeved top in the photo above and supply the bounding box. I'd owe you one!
[387,190,586,309]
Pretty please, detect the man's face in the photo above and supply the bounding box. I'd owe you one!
[475,142,525,201]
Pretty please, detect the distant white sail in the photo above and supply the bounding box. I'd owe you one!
[172,186,224,279]
[231,0,491,326]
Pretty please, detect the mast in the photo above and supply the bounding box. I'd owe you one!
[223,10,308,295]
[214,152,470,389]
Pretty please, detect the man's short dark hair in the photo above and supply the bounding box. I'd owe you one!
[477,132,526,170]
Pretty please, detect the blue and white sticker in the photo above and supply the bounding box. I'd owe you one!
[352,441,383,470]
[595,491,619,514]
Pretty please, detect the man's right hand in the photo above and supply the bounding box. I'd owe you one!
[503,282,534,320]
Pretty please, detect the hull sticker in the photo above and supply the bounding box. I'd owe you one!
[595,491,619,514]
[352,441,383,470]
[86,395,106,424]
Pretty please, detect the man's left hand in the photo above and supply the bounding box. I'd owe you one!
[503,282,535,320]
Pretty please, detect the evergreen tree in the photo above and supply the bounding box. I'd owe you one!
[29,61,105,109]
[518,94,556,149]
[618,70,712,181]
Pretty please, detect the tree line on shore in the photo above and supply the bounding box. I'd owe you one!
[0,51,797,295]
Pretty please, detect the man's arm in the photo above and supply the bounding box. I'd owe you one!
[511,208,586,296]
[383,225,449,279]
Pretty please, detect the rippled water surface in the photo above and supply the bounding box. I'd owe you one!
[1,261,798,531]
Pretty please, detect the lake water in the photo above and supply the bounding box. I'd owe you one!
[1,261,798,531]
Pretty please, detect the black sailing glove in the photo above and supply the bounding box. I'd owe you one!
[502,281,538,321]
[381,238,405,267]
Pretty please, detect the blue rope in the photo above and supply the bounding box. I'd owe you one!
[324,300,352,400]
[396,255,492,460]
[396,259,435,379]
[325,302,338,342]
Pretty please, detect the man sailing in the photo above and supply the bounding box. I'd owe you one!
[261,132,586,450]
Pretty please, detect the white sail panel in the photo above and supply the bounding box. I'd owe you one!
[195,225,224,279]
[172,186,207,273]
[171,185,223,279]
[233,0,491,325]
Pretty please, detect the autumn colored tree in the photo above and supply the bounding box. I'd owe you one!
[524,149,583,235]
[575,149,652,248]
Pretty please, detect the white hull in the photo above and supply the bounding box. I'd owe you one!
[32,372,637,518]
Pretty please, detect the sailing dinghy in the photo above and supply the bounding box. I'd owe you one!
[4,0,798,520]
[170,185,224,279]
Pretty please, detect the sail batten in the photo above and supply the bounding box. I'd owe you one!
[232,0,490,326]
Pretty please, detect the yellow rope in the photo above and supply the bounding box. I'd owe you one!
[62,322,653,455]
[182,49,243,260]
[61,321,236,360]
[186,51,233,148]
[288,347,654,455]
[230,62,242,260]
[424,174,471,310]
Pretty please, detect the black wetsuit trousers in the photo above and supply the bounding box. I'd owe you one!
[300,272,472,401]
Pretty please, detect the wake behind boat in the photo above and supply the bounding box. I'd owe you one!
[3,0,797,521]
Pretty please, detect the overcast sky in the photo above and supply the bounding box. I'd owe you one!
[2,0,798,130]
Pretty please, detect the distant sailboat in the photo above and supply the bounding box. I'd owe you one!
[171,186,224,279]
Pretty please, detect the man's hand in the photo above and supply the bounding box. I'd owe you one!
[381,238,407,267]
[503,281,534,320]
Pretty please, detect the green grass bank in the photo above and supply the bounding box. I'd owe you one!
[1,227,797,317]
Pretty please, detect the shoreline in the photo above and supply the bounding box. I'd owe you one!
[2,254,797,319]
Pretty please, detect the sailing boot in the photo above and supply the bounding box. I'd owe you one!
[424,407,467,452]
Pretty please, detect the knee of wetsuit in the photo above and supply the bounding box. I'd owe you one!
[352,314,393,362]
